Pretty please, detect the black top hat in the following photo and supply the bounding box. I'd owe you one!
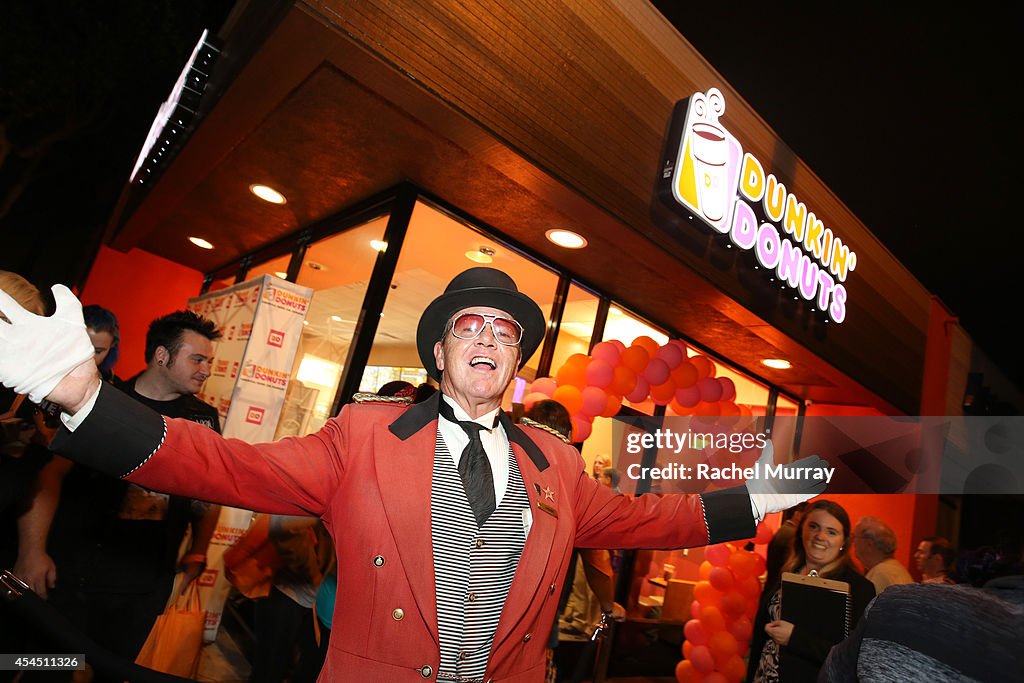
[417,267,545,381]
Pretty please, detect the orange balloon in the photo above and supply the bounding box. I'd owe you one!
[682,639,694,659]
[728,550,758,578]
[631,335,661,356]
[650,380,676,405]
[709,630,738,662]
[754,521,774,545]
[551,385,583,415]
[699,605,726,633]
[671,360,699,388]
[674,660,703,683]
[600,392,622,418]
[610,365,637,395]
[693,581,720,608]
[736,575,762,600]
[722,654,747,683]
[690,355,715,380]
[620,345,650,374]
[669,399,696,416]
[556,361,588,389]
[698,560,713,581]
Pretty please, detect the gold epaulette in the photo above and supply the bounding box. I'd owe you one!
[352,392,413,405]
[519,417,572,445]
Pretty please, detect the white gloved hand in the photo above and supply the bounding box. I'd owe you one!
[0,284,96,404]
[745,440,829,520]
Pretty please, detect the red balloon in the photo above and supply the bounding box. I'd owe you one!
[736,575,762,600]
[552,385,583,415]
[690,355,715,380]
[585,359,615,388]
[620,345,650,374]
[708,566,735,592]
[682,639,694,659]
[671,360,699,389]
[728,550,757,578]
[728,616,753,643]
[610,365,637,396]
[684,618,710,646]
[705,544,731,567]
[754,521,774,545]
[704,674,728,683]
[669,399,695,416]
[624,376,650,404]
[591,340,621,365]
[689,645,715,674]
[571,415,592,442]
[531,377,557,397]
[717,401,740,427]
[752,552,766,577]
[656,342,684,368]
[675,385,701,408]
[643,357,671,385]
[718,376,737,401]
[698,377,724,403]
[579,386,608,417]
[690,600,702,621]
[650,380,676,405]
[631,335,661,356]
[720,590,747,618]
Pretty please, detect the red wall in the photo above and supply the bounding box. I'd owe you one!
[79,246,204,380]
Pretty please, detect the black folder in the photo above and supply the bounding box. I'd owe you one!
[780,571,852,645]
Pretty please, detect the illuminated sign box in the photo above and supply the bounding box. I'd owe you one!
[656,88,858,324]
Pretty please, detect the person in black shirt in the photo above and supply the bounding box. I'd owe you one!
[14,310,223,682]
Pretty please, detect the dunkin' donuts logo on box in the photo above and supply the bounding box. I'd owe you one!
[240,361,290,390]
[659,87,858,324]
[245,406,265,425]
[267,329,285,348]
[261,285,309,314]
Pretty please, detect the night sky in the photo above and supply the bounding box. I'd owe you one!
[655,3,1020,393]
[2,3,1020,394]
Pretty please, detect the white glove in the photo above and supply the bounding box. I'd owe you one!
[745,440,829,520]
[0,284,96,404]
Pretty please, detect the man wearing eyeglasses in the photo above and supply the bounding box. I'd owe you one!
[0,267,825,683]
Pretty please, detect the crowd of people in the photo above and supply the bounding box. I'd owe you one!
[1,267,1021,683]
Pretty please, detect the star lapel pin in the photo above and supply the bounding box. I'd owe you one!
[533,483,557,518]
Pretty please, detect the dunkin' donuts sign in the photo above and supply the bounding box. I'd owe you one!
[659,88,857,324]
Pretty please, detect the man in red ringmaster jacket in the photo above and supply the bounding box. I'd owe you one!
[0,267,826,682]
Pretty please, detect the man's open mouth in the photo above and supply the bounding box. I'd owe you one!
[470,356,496,369]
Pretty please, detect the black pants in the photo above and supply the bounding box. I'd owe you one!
[250,587,316,683]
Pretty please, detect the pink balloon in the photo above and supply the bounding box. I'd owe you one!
[703,674,728,683]
[655,342,684,368]
[580,386,608,417]
[607,339,626,353]
[585,359,615,388]
[728,616,753,643]
[643,357,670,385]
[689,645,715,674]
[708,566,735,592]
[718,376,736,401]
[690,599,702,621]
[675,385,701,408]
[698,377,724,403]
[684,618,710,646]
[624,377,649,403]
[571,415,592,442]
[531,377,557,397]
[591,341,621,365]
[705,544,731,567]
[721,590,747,617]
[521,391,550,410]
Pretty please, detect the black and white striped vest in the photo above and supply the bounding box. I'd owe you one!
[431,431,529,683]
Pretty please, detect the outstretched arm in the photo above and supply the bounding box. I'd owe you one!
[14,455,74,598]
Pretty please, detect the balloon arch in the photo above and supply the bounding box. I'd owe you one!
[523,336,752,442]
[524,335,775,682]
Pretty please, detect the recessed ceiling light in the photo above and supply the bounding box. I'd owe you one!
[762,358,792,370]
[370,240,388,252]
[250,184,286,204]
[465,246,495,264]
[545,229,587,249]
[188,236,214,250]
[330,315,343,322]
[274,271,288,279]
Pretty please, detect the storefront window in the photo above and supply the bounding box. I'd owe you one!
[273,215,388,438]
[247,253,292,282]
[366,201,558,409]
[549,283,600,374]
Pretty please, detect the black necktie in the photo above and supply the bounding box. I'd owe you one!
[438,398,497,526]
